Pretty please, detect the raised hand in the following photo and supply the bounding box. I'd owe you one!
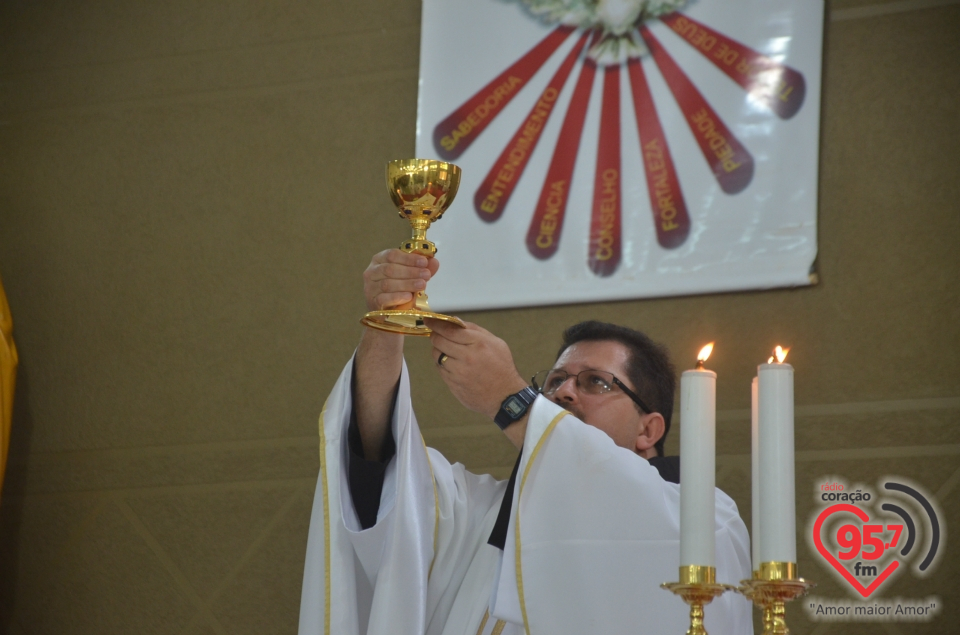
[363,249,439,312]
[428,319,528,425]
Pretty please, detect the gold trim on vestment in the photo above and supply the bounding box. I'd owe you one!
[515,410,570,635]
[473,610,508,635]
[420,433,440,579]
[317,399,332,635]
[474,609,490,635]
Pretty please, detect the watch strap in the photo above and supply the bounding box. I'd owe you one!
[494,386,539,430]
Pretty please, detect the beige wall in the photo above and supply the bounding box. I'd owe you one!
[0,1,957,633]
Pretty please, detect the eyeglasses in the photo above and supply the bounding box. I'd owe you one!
[531,369,652,414]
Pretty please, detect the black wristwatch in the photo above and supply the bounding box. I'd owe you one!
[494,386,539,431]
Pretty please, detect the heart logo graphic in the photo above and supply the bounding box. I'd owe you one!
[813,504,899,598]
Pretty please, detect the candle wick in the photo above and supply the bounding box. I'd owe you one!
[695,359,704,370]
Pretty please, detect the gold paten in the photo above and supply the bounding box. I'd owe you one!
[661,565,735,635]
[361,159,466,336]
[737,561,816,635]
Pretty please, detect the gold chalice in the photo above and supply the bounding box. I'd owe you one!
[361,159,466,336]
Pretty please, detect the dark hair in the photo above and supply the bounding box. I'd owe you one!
[557,321,676,456]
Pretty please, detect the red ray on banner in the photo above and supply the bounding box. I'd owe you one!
[526,49,599,260]
[433,25,576,161]
[641,26,754,194]
[588,65,622,276]
[660,13,806,120]
[626,58,690,249]
[474,32,590,222]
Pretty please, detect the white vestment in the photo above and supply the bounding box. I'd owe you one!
[299,357,754,635]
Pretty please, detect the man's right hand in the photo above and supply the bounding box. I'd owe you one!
[363,249,439,312]
[355,249,439,461]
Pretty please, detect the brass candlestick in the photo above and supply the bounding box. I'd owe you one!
[661,565,735,635]
[737,562,815,635]
[361,159,466,336]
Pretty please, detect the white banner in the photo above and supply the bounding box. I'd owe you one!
[415,0,824,311]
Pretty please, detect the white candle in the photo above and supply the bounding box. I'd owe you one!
[679,344,716,567]
[751,376,760,571]
[757,350,796,564]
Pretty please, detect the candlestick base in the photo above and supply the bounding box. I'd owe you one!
[661,566,736,635]
[737,562,815,635]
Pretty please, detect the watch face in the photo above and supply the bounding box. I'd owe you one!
[504,396,525,418]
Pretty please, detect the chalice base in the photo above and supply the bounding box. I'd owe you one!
[361,309,465,336]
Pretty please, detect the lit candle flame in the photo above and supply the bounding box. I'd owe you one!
[695,342,715,369]
[769,345,789,364]
[698,343,715,363]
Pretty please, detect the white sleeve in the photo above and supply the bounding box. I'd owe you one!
[299,354,506,635]
[493,396,755,635]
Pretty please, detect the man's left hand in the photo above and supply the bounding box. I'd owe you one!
[427,319,528,420]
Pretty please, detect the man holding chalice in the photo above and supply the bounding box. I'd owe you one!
[299,160,753,635]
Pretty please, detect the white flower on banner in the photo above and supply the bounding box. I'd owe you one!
[516,0,691,63]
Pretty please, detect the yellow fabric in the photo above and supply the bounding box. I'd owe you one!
[317,400,331,635]
[418,433,440,579]
[515,410,569,635]
[0,275,18,501]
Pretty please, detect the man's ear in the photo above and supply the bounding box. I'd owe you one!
[635,412,665,455]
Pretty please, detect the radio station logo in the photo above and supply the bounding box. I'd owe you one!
[805,476,945,622]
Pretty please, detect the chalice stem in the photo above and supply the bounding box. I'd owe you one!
[403,218,433,312]
[402,216,436,258]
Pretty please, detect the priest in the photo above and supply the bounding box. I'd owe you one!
[299,249,753,635]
